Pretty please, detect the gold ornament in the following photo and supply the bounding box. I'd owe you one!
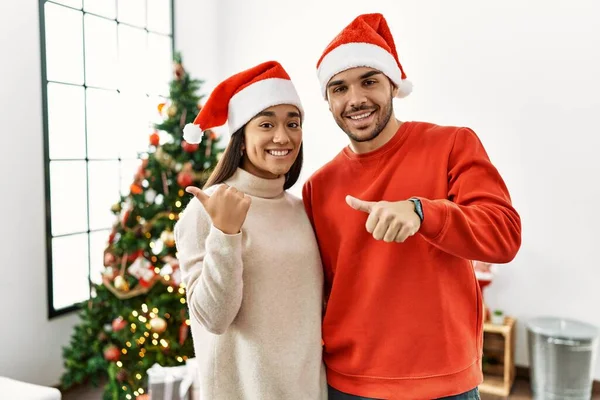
[114,275,130,292]
[160,230,176,247]
[149,317,167,333]
[111,202,122,213]
[167,105,177,118]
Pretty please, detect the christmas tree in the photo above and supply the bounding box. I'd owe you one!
[60,53,222,400]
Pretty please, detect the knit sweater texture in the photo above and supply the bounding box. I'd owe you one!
[302,121,521,400]
[175,168,327,400]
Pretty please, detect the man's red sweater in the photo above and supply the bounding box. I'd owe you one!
[302,121,521,399]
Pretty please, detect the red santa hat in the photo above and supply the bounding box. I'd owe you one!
[316,13,412,99]
[183,61,303,144]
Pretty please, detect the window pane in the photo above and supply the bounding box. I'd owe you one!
[52,234,89,309]
[118,92,153,158]
[147,0,171,35]
[47,83,86,160]
[44,3,84,85]
[90,230,111,285]
[120,159,142,196]
[147,33,172,96]
[118,24,148,91]
[52,0,82,8]
[84,14,118,88]
[86,88,120,159]
[50,160,89,236]
[88,161,120,230]
[117,0,145,27]
[84,0,116,19]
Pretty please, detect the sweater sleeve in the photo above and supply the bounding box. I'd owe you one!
[417,127,522,263]
[174,198,244,335]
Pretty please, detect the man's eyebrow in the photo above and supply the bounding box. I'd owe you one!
[327,79,344,88]
[360,70,382,79]
[288,111,301,118]
[255,111,275,117]
[327,71,382,89]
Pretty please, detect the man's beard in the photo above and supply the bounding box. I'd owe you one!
[335,96,393,143]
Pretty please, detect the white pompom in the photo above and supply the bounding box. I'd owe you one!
[396,79,413,98]
[183,123,204,144]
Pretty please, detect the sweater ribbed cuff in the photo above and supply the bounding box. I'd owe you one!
[416,198,449,240]
[205,225,243,258]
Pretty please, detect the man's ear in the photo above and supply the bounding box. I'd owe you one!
[391,81,399,98]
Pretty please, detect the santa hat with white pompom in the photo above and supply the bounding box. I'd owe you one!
[183,61,304,144]
[316,13,413,99]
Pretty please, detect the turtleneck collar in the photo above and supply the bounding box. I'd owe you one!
[224,168,285,199]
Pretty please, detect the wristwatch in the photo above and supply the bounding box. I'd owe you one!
[408,198,424,222]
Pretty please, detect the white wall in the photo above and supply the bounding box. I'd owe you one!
[178,0,600,379]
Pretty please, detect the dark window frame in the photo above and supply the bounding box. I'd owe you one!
[38,0,176,318]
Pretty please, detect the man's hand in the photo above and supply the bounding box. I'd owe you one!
[346,195,421,243]
[186,184,252,235]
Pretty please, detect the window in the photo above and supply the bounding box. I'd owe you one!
[39,0,175,318]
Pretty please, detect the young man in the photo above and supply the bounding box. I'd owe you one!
[302,13,522,400]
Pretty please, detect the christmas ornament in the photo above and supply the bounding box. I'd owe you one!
[111,202,122,213]
[113,275,130,292]
[174,63,185,79]
[149,132,160,146]
[181,140,199,153]
[177,171,194,188]
[144,189,157,204]
[103,345,120,362]
[149,317,167,333]
[127,256,156,287]
[167,105,177,118]
[112,316,127,332]
[116,369,128,383]
[160,230,176,247]
[130,183,143,195]
[151,239,164,255]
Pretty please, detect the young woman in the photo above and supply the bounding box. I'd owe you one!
[174,61,327,400]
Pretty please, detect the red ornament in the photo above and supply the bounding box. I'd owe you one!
[149,132,160,146]
[130,183,143,195]
[103,345,121,362]
[181,140,199,153]
[177,171,194,188]
[112,316,127,332]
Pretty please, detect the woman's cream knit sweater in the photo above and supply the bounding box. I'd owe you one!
[175,168,327,400]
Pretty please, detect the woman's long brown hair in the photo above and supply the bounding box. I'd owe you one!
[203,125,303,191]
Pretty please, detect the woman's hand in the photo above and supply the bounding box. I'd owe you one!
[186,184,251,235]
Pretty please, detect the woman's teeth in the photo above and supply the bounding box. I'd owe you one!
[267,150,291,156]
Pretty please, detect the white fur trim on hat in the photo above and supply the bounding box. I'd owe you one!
[317,42,412,99]
[183,123,204,144]
[227,78,304,134]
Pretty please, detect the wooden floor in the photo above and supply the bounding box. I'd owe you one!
[60,377,600,399]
